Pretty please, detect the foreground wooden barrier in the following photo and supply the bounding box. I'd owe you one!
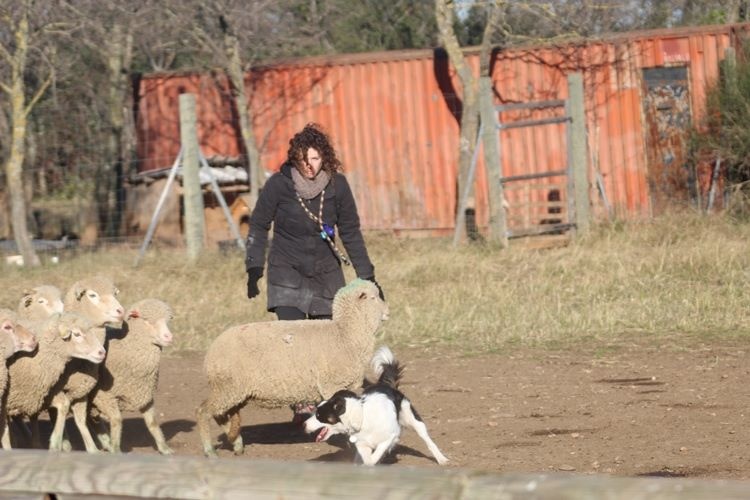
[0,450,748,499]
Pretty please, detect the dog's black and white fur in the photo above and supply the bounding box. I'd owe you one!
[304,346,448,466]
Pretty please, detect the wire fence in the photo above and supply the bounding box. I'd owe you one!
[0,154,253,263]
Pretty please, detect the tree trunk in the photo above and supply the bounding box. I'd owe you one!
[436,0,500,243]
[0,107,11,239]
[4,10,40,266]
[225,32,262,210]
[97,21,133,239]
[436,0,478,241]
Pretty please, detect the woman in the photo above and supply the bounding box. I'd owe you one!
[245,123,383,321]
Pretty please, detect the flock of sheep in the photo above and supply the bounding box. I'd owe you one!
[0,277,390,459]
[0,277,175,454]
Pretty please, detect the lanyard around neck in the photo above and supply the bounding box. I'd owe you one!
[295,190,351,266]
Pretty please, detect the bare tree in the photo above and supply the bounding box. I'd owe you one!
[57,2,162,240]
[435,0,501,243]
[166,0,282,210]
[0,0,57,266]
[725,0,750,22]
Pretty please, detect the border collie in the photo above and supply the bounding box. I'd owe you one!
[304,346,448,466]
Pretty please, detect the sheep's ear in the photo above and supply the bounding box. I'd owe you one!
[58,325,72,340]
[127,309,140,320]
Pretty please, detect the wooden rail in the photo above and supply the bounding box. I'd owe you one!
[0,450,748,499]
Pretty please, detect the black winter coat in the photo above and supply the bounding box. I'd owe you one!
[245,162,374,316]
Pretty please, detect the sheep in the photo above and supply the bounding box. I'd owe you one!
[0,309,39,387]
[0,310,39,446]
[17,285,64,321]
[197,278,389,457]
[2,312,106,449]
[45,276,124,452]
[11,285,61,442]
[88,298,175,455]
[0,309,39,376]
[12,285,62,445]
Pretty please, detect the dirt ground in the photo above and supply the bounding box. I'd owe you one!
[52,340,750,480]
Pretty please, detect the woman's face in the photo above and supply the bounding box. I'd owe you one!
[299,147,322,179]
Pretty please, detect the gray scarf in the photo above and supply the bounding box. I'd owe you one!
[292,167,330,199]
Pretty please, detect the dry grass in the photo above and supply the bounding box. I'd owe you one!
[2,212,750,354]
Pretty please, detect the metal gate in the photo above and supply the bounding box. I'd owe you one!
[470,98,577,239]
[496,99,576,238]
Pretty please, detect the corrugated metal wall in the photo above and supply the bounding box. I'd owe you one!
[135,24,748,233]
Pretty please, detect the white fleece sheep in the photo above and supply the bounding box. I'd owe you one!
[0,309,38,360]
[12,286,62,447]
[17,285,64,321]
[12,286,60,448]
[0,309,39,446]
[89,298,175,455]
[197,278,388,457]
[2,312,106,449]
[0,309,38,390]
[45,276,125,452]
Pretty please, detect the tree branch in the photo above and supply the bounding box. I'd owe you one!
[479,0,502,75]
[0,42,12,64]
[24,71,53,117]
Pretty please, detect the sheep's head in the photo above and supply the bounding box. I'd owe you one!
[0,309,38,359]
[332,279,389,328]
[64,276,125,328]
[127,299,174,348]
[18,285,64,320]
[55,312,106,364]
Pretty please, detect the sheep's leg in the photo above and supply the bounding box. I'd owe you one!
[0,410,7,450]
[28,414,41,449]
[141,403,173,455]
[89,396,116,451]
[45,407,73,452]
[196,399,219,458]
[71,400,99,453]
[105,405,124,453]
[91,417,112,452]
[400,400,448,465]
[225,410,243,455]
[0,418,11,449]
[6,416,32,448]
[49,394,72,452]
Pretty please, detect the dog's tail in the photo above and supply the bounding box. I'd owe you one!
[370,346,403,389]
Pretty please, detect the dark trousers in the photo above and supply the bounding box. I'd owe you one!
[275,306,332,321]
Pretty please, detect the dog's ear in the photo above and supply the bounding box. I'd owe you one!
[332,397,347,416]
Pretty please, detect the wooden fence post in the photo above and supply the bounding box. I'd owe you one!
[479,76,508,247]
[567,72,590,234]
[179,93,205,261]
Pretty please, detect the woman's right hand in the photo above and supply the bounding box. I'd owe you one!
[247,268,264,299]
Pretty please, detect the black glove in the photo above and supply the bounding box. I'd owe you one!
[247,268,264,299]
[365,276,385,301]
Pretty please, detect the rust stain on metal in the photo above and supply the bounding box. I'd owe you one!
[642,66,692,213]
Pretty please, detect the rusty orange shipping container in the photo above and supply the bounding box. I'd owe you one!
[135,23,749,234]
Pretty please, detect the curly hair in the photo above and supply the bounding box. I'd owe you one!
[287,123,342,177]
